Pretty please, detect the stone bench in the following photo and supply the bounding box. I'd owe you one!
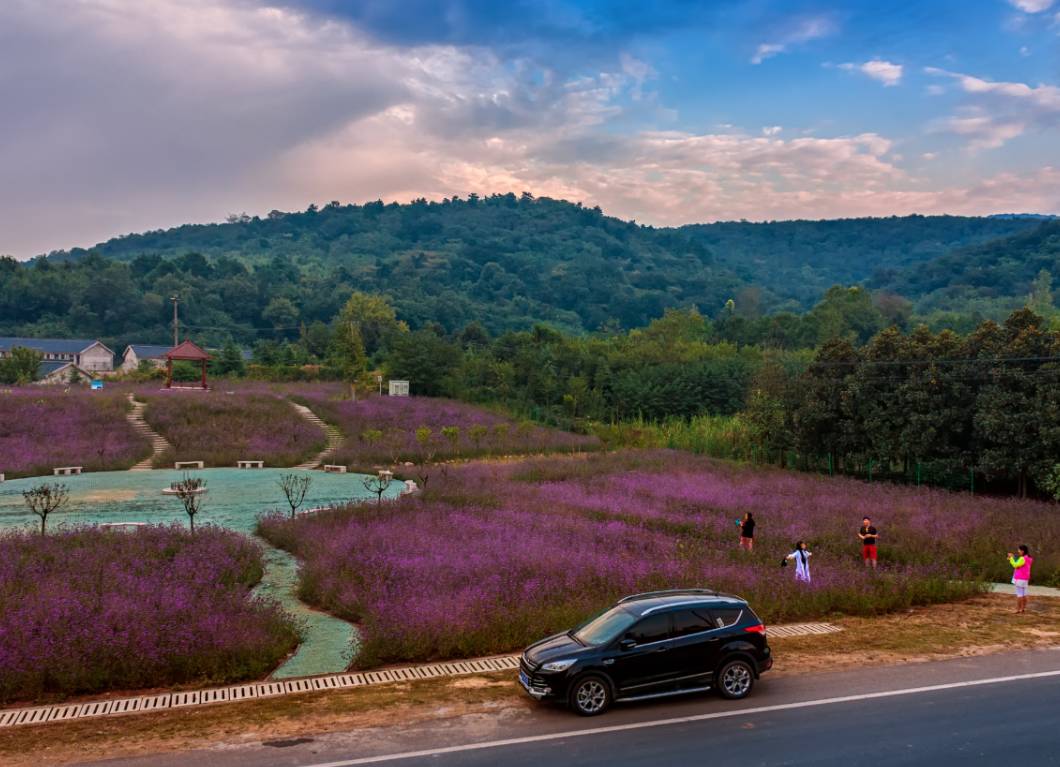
[99,522,147,531]
[53,466,82,476]
[237,460,264,469]
[323,464,347,473]
[174,461,205,470]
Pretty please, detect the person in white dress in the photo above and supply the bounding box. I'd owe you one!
[785,541,812,583]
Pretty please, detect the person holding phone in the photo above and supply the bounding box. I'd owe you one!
[1008,545,1034,614]
[858,517,879,569]
[737,512,755,552]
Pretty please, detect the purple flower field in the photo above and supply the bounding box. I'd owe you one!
[259,450,1056,668]
[0,387,151,479]
[289,392,599,466]
[0,525,299,703]
[141,387,325,468]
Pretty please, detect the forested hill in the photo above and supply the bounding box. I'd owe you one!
[870,219,1060,315]
[3,195,1050,344]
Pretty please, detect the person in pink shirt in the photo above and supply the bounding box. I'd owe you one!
[1007,544,1034,614]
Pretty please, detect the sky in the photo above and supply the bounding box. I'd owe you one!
[2,0,1060,258]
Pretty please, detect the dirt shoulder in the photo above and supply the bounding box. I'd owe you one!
[2,594,1057,767]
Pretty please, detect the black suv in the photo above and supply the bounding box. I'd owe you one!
[518,589,772,716]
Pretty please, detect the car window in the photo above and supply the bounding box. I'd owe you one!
[671,609,713,637]
[628,614,671,645]
[573,607,638,646]
[710,608,744,629]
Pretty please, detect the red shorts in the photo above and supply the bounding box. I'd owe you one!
[862,544,878,560]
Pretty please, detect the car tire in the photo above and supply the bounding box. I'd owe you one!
[568,674,613,716]
[715,658,755,700]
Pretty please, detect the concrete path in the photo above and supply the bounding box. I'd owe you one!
[125,395,170,471]
[990,582,1060,597]
[291,403,343,469]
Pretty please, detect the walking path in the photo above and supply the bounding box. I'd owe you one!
[989,582,1060,598]
[0,622,843,729]
[253,542,359,680]
[291,402,343,469]
[126,395,170,471]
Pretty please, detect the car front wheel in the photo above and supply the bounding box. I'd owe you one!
[568,674,612,716]
[715,658,755,700]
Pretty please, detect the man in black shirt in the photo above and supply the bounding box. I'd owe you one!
[858,516,878,569]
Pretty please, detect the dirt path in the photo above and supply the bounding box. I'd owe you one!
[290,403,343,469]
[125,395,170,471]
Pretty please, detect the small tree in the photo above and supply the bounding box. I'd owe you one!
[362,470,393,505]
[441,425,460,452]
[278,472,313,518]
[468,424,489,453]
[22,483,69,535]
[172,475,207,533]
[414,426,436,490]
[361,428,383,446]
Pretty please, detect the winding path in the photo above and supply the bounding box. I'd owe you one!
[291,402,344,469]
[126,394,170,471]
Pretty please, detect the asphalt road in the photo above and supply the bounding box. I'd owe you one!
[91,648,1060,767]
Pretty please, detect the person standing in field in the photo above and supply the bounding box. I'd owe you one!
[785,541,812,583]
[858,516,879,569]
[737,512,755,552]
[1008,545,1034,614]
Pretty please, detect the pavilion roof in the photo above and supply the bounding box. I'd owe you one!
[164,340,211,360]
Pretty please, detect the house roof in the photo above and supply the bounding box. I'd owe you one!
[37,360,91,379]
[0,337,102,355]
[165,340,211,360]
[124,344,173,359]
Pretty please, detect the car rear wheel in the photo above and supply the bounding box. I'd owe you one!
[715,658,755,700]
[568,674,612,716]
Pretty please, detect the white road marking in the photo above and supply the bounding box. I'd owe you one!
[303,668,1060,766]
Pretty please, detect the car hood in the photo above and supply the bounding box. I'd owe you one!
[524,632,587,667]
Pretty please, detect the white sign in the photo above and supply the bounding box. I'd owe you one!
[388,380,410,397]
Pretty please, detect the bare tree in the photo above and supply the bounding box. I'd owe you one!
[171,475,207,533]
[362,470,393,505]
[278,472,313,518]
[22,483,69,536]
[413,426,436,490]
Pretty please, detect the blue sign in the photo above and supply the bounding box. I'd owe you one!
[91,380,104,390]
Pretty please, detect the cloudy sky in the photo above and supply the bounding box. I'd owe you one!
[3,0,1060,257]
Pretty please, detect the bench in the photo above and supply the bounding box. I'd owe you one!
[99,522,147,531]
[323,464,347,473]
[174,461,205,470]
[237,460,264,469]
[0,473,5,483]
[53,466,82,476]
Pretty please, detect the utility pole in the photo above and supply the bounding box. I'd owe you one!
[170,296,179,347]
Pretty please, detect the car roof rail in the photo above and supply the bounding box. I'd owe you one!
[617,588,718,604]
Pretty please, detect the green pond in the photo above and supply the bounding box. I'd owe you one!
[0,468,403,679]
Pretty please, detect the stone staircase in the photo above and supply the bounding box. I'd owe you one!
[291,402,343,469]
[126,394,170,471]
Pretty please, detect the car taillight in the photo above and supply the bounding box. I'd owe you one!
[744,624,766,634]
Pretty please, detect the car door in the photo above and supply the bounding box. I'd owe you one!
[606,612,678,695]
[667,608,720,685]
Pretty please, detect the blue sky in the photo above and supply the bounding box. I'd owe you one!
[1,0,1058,257]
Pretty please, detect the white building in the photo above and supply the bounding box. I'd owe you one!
[0,337,115,378]
[121,344,173,372]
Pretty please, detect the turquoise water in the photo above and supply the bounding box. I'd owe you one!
[0,468,400,678]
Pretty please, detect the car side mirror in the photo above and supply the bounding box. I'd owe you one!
[619,637,636,651]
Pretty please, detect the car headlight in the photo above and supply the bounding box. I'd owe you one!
[541,658,576,673]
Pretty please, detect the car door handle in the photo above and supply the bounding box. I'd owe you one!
[653,644,670,653]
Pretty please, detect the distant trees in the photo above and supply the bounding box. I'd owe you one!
[0,346,42,384]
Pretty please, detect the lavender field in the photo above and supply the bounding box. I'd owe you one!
[0,525,299,703]
[141,387,325,468]
[289,392,599,466]
[0,387,151,479]
[259,450,1059,668]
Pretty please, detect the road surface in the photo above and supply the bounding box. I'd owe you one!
[90,648,1060,767]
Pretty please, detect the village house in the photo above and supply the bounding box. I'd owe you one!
[0,337,115,383]
[120,344,173,372]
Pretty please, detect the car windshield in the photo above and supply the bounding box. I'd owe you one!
[572,606,638,646]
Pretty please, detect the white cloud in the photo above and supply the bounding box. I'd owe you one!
[1008,0,1054,12]
[761,125,783,136]
[925,67,1060,149]
[842,59,903,86]
[751,16,836,64]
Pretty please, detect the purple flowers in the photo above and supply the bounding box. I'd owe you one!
[0,387,151,478]
[289,393,599,466]
[0,525,299,703]
[141,388,325,467]
[259,450,1056,668]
